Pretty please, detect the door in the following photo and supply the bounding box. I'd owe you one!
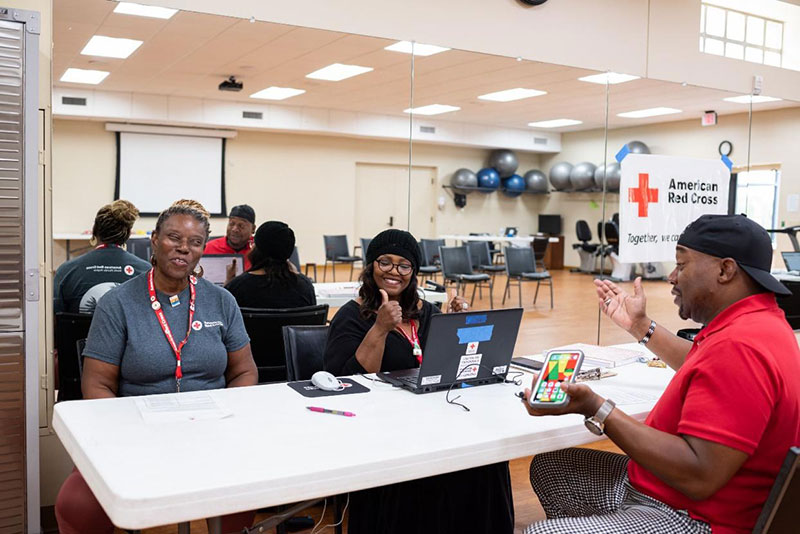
[355,163,436,241]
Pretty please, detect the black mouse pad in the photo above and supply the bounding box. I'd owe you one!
[287,378,370,398]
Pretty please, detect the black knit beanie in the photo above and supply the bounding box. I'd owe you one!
[366,229,420,274]
[254,221,295,261]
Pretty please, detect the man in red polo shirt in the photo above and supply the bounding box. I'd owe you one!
[522,214,800,534]
[204,204,256,272]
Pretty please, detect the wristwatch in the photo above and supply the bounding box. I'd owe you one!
[584,399,616,435]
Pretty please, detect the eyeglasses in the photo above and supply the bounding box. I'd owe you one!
[376,258,413,276]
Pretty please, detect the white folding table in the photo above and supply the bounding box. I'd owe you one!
[314,281,448,308]
[52,343,672,532]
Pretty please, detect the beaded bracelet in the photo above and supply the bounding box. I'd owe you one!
[639,320,657,345]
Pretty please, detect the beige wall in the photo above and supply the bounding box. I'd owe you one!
[54,102,800,271]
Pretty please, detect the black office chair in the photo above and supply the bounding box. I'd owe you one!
[439,246,493,309]
[467,241,506,274]
[323,235,362,282]
[531,237,549,271]
[54,312,94,402]
[503,246,553,309]
[359,238,372,263]
[752,446,799,534]
[125,237,151,262]
[283,325,330,381]
[240,305,329,383]
[676,328,701,342]
[417,243,441,282]
[572,220,600,273]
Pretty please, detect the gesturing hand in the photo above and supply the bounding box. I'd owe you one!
[376,289,403,333]
[593,276,649,335]
[448,289,469,313]
[225,258,237,284]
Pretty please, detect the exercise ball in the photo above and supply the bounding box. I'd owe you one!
[523,169,548,193]
[593,163,607,189]
[501,174,525,197]
[477,167,501,192]
[627,140,651,154]
[549,162,573,191]
[606,162,621,191]
[488,149,519,178]
[450,168,478,194]
[570,162,597,190]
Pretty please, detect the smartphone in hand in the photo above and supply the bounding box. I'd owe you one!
[528,350,584,407]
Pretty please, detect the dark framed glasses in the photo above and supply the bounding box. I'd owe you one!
[376,258,413,276]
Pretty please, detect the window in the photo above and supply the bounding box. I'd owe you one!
[700,3,784,67]
[734,169,781,243]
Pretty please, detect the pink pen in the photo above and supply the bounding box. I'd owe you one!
[306,406,356,417]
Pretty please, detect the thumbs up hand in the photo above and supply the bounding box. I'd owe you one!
[376,289,403,333]
[448,289,469,313]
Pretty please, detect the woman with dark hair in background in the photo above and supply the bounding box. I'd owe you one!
[53,199,151,314]
[55,199,257,534]
[324,229,514,534]
[225,220,316,308]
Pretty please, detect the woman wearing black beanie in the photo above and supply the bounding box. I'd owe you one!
[324,228,513,534]
[225,221,316,309]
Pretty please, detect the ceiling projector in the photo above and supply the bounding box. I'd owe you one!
[218,76,243,92]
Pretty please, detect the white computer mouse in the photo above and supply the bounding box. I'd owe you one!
[311,371,342,391]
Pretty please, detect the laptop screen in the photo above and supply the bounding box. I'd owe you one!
[198,254,245,285]
[783,252,800,272]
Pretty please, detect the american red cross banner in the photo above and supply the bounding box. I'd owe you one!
[619,154,730,263]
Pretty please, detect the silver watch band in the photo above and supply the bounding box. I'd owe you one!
[594,398,616,424]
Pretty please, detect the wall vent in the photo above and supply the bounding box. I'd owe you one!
[533,137,548,145]
[242,111,263,119]
[61,96,87,106]
[419,125,436,134]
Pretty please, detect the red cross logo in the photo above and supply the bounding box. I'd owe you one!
[628,173,659,217]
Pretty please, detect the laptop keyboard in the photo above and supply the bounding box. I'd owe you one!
[395,369,420,385]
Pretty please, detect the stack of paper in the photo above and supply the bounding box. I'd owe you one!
[552,343,644,369]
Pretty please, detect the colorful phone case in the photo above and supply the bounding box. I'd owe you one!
[528,349,584,407]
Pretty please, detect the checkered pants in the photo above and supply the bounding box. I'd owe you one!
[524,448,712,534]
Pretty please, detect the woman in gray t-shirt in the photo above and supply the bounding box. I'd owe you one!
[55,200,258,534]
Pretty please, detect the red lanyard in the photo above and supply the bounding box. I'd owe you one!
[396,320,423,364]
[147,268,196,392]
[95,244,119,250]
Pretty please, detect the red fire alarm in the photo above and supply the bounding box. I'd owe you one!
[701,110,717,127]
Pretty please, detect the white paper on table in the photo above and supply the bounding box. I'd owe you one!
[588,384,662,405]
[135,391,232,424]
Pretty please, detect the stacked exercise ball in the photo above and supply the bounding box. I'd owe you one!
[501,174,525,197]
[477,167,501,192]
[593,162,621,192]
[488,149,519,178]
[450,168,478,194]
[627,140,651,154]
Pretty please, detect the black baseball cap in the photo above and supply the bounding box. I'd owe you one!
[677,214,790,296]
[229,204,255,224]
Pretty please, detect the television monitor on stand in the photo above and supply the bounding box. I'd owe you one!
[538,214,562,236]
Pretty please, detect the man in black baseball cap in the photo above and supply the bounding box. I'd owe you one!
[520,214,800,534]
[204,204,257,270]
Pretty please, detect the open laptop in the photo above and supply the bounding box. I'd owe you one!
[782,252,800,274]
[380,308,524,393]
[198,254,245,285]
[504,226,519,237]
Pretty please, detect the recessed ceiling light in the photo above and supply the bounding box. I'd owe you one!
[528,119,582,128]
[579,72,640,85]
[60,68,110,85]
[306,63,373,81]
[384,41,450,57]
[478,88,547,102]
[113,2,178,19]
[723,95,782,104]
[617,107,682,118]
[81,35,143,59]
[250,86,306,100]
[403,104,460,116]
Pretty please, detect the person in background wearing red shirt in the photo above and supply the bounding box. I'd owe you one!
[204,204,256,273]
[522,214,800,534]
